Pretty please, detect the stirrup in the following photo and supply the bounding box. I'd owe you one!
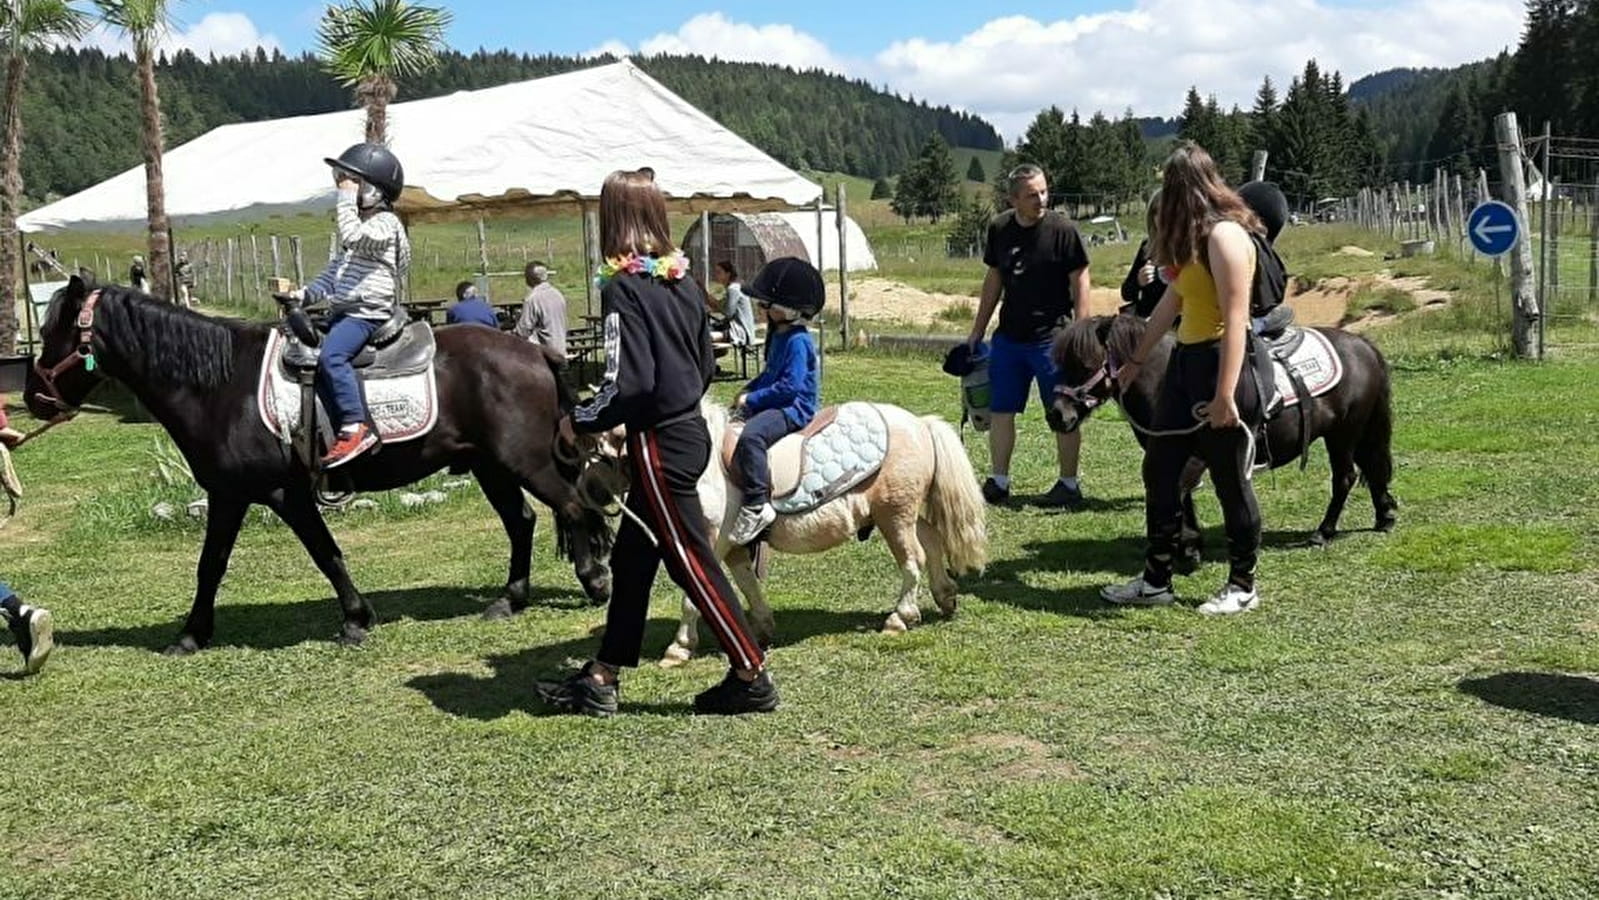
[315,472,356,509]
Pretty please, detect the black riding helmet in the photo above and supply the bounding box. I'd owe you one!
[746,256,825,321]
[325,142,405,205]
[1238,180,1290,244]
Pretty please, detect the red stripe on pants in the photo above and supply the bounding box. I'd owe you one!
[632,431,764,671]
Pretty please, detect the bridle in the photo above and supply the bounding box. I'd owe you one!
[31,289,102,414]
[1053,349,1123,412]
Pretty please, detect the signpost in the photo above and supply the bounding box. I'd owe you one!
[1467,200,1520,258]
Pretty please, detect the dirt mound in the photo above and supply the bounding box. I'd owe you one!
[1337,245,1376,258]
[830,277,1123,329]
[1286,270,1453,332]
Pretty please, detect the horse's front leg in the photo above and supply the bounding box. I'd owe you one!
[274,488,373,646]
[725,544,774,646]
[167,493,250,656]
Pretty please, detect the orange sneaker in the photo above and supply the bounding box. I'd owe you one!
[321,424,376,469]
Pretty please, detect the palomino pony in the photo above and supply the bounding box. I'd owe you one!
[660,398,988,666]
[1048,314,1397,546]
[27,278,612,653]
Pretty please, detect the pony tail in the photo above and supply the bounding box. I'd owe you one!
[922,415,987,575]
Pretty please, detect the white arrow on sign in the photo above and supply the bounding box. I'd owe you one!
[1473,218,1513,244]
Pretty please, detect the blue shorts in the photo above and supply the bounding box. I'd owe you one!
[988,333,1057,414]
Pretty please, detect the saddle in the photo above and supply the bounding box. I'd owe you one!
[279,305,434,377]
[720,403,890,515]
[1253,318,1345,470]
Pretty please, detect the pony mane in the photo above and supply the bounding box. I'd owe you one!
[1053,314,1150,371]
[93,286,250,388]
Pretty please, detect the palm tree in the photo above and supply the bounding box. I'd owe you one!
[95,0,175,299]
[1,0,89,354]
[317,0,452,145]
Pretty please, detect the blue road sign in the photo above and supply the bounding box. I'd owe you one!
[1467,200,1521,257]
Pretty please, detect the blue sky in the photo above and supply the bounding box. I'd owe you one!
[126,0,1522,138]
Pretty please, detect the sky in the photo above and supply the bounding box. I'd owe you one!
[82,0,1526,140]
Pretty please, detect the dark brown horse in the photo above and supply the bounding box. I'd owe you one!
[1048,314,1397,548]
[27,277,611,654]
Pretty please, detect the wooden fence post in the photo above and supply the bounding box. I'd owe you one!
[1494,112,1540,359]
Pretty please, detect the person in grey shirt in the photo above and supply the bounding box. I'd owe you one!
[711,260,755,347]
[514,261,568,362]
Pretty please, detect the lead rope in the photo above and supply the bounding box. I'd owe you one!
[560,441,660,548]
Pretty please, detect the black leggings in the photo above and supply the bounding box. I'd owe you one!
[1143,339,1269,591]
[597,417,765,672]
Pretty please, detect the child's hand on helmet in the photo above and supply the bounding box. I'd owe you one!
[335,173,359,192]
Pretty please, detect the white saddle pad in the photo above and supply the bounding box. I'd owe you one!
[771,402,890,515]
[256,328,439,444]
[1271,328,1344,409]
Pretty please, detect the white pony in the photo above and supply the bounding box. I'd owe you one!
[660,397,988,667]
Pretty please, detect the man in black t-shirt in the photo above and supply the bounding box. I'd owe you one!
[966,164,1092,508]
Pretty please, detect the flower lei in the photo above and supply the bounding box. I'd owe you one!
[595,251,690,285]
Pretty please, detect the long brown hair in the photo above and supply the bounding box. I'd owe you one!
[599,170,675,260]
[1152,142,1261,268]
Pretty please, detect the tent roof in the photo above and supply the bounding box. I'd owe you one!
[19,59,822,232]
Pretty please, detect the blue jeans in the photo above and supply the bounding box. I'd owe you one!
[317,315,379,429]
[735,409,799,505]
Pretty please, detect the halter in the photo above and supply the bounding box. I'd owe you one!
[31,289,102,414]
[1053,349,1123,411]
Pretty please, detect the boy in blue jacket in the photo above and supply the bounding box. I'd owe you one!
[726,258,825,546]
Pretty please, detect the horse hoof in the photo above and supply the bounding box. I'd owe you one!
[163,635,203,657]
[881,612,911,635]
[1310,530,1334,548]
[659,644,693,668]
[935,596,958,618]
[1375,518,1397,534]
[481,598,522,621]
[336,627,368,647]
[1176,554,1202,576]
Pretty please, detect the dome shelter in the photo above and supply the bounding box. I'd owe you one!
[681,210,877,294]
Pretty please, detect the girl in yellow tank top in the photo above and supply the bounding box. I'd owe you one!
[1173,243,1256,345]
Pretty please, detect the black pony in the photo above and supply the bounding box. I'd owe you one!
[1048,314,1398,547]
[27,277,611,654]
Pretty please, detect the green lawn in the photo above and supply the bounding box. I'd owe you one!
[2,296,1598,895]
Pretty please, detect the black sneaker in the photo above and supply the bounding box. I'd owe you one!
[534,668,619,717]
[1037,480,1085,510]
[693,669,780,715]
[9,606,53,675]
[981,478,1010,505]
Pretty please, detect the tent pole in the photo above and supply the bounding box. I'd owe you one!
[17,232,34,357]
[476,217,490,293]
[814,194,824,350]
[582,202,598,318]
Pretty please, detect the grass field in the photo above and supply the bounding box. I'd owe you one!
[3,237,1599,895]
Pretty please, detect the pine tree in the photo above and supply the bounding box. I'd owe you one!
[965,155,985,182]
[915,133,960,222]
[870,176,892,199]
[1510,0,1577,134]
[1177,87,1211,148]
[1249,76,1278,161]
[1016,106,1068,190]
[1426,83,1477,177]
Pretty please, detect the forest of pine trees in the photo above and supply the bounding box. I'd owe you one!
[14,47,1001,202]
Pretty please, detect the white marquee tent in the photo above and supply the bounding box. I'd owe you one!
[18,59,822,232]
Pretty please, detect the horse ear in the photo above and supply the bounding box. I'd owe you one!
[65,274,87,301]
[1094,316,1114,345]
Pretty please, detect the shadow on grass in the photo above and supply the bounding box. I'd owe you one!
[407,607,878,720]
[59,584,580,652]
[1458,672,1599,726]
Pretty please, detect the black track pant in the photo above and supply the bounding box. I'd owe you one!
[1143,339,1270,591]
[597,417,765,672]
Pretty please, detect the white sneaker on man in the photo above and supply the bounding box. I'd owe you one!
[727,502,777,546]
[1099,577,1174,607]
[1197,583,1259,616]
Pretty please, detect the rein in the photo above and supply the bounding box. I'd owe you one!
[1054,346,1258,480]
[555,434,660,548]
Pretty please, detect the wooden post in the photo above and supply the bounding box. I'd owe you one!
[1494,113,1539,359]
[1589,187,1598,305]
[1549,178,1562,317]
[290,236,305,286]
[1453,173,1466,256]
[249,234,262,306]
[1539,121,1552,358]
[814,194,825,272]
[1250,150,1268,183]
[224,238,235,303]
[270,235,282,277]
[697,210,710,295]
[582,203,599,318]
[837,183,851,348]
[475,217,490,279]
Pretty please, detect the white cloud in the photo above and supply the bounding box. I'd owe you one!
[599,1,1522,141]
[873,0,1523,138]
[80,12,281,59]
[588,12,848,73]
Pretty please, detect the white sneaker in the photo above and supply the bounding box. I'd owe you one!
[1197,584,1259,616]
[1100,577,1174,607]
[727,502,777,546]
